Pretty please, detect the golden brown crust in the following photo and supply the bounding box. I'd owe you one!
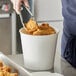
[0,61,3,67]
[25,18,38,32]
[2,66,11,72]
[10,73,18,76]
[33,28,56,35]
[0,61,18,76]
[23,19,56,35]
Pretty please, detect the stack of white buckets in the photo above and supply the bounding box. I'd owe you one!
[19,26,59,71]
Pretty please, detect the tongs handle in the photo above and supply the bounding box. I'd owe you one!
[19,4,26,28]
[19,4,34,28]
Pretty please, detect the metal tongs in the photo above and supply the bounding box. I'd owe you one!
[19,4,34,28]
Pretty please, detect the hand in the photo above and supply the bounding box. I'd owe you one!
[11,0,29,14]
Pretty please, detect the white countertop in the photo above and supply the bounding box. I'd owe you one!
[8,54,24,67]
[7,54,63,76]
[7,54,54,72]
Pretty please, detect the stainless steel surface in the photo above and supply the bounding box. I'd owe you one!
[0,12,16,55]
[0,52,31,76]
[0,17,12,54]
[0,0,16,55]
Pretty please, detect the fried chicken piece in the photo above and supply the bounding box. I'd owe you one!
[23,18,56,35]
[25,28,34,34]
[33,28,55,35]
[25,18,38,32]
[10,73,18,76]
[0,60,18,76]
[33,23,56,35]
[3,71,10,76]
[0,71,18,76]
[0,71,4,76]
[39,23,56,31]
[21,28,33,35]
[0,61,3,71]
[0,61,3,67]
[38,23,50,30]
[2,65,11,72]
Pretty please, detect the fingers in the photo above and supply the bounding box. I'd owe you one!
[15,0,22,14]
[24,0,30,8]
[11,0,29,14]
[11,0,22,14]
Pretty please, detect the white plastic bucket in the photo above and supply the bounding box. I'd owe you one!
[19,26,59,70]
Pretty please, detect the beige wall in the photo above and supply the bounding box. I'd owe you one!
[33,0,62,21]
